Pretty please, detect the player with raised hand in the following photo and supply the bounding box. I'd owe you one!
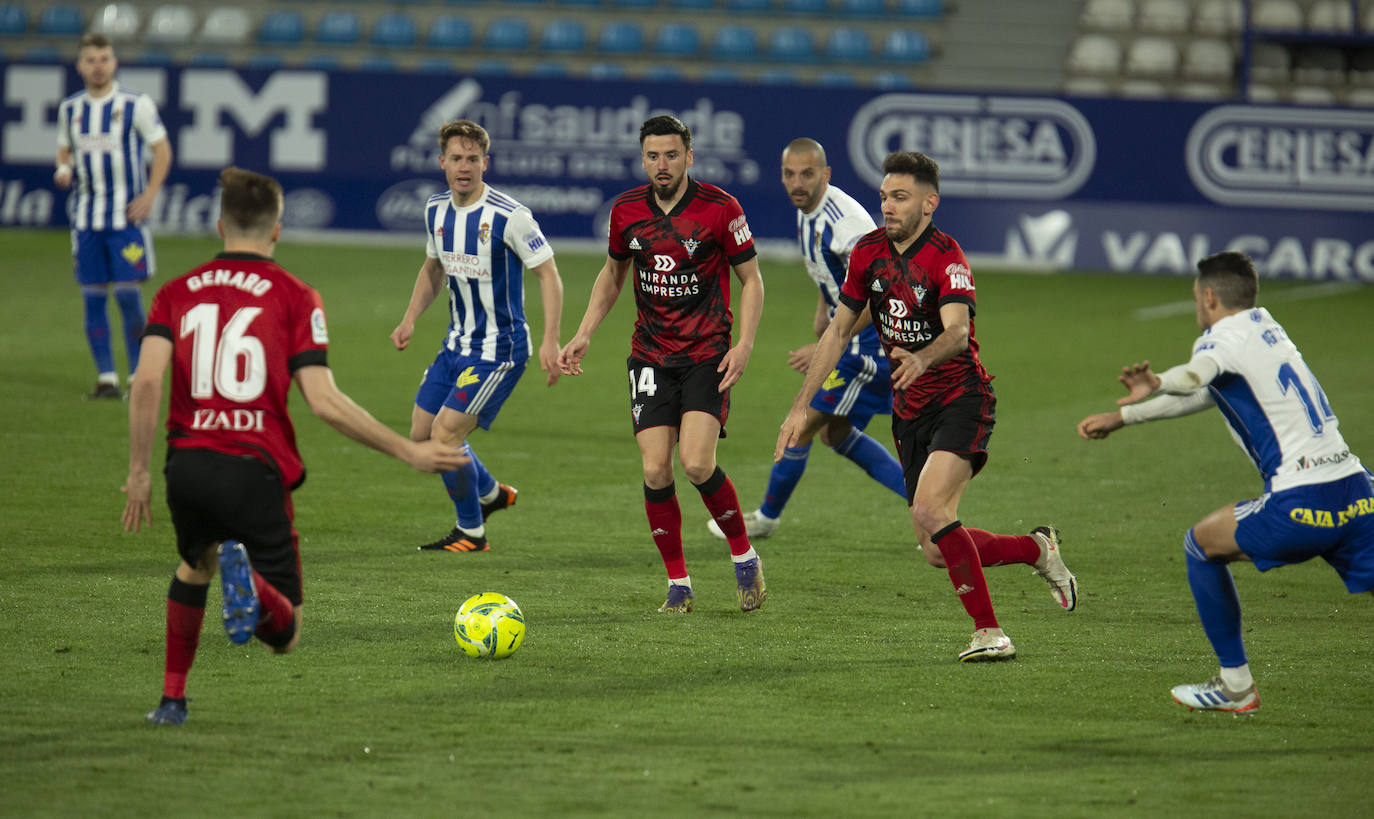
[559,115,766,613]
[1077,251,1374,713]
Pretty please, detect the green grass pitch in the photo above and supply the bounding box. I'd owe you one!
[1,228,1371,817]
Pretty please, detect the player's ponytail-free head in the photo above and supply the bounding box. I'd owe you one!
[1196,251,1259,309]
[881,152,940,193]
[639,115,692,151]
[219,167,283,238]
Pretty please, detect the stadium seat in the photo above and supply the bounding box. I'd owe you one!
[418,58,456,73]
[643,64,685,81]
[710,24,758,60]
[1347,87,1374,106]
[598,21,645,53]
[818,69,857,86]
[145,5,196,44]
[1364,4,1374,34]
[532,60,570,76]
[1350,50,1374,85]
[727,0,773,11]
[616,0,659,6]
[760,68,800,83]
[258,11,306,46]
[25,45,62,62]
[302,54,341,70]
[473,59,512,75]
[1125,36,1180,77]
[135,49,173,65]
[1246,82,1281,102]
[768,26,815,62]
[1175,81,1229,100]
[840,0,885,16]
[1289,85,1337,105]
[315,11,362,46]
[883,29,930,63]
[360,56,398,72]
[826,28,873,63]
[1137,0,1189,32]
[1192,0,1242,34]
[669,0,716,8]
[0,3,27,35]
[1307,0,1354,33]
[1293,47,1346,84]
[557,0,602,6]
[484,18,532,50]
[1117,78,1167,97]
[1080,0,1133,31]
[427,16,473,49]
[1253,0,1302,30]
[200,7,251,44]
[541,19,588,52]
[189,51,229,66]
[1250,41,1291,82]
[90,4,141,39]
[875,70,916,88]
[247,53,285,70]
[587,62,628,79]
[701,66,742,83]
[1062,75,1113,95]
[372,13,418,48]
[1183,39,1233,80]
[37,5,83,35]
[654,23,699,56]
[896,0,943,17]
[782,0,827,13]
[1066,34,1122,75]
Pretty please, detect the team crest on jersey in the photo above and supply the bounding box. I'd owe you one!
[681,237,700,257]
[111,107,122,124]
[913,284,927,304]
[822,370,846,391]
[120,243,145,266]
[479,223,491,244]
[457,366,482,388]
[310,308,329,344]
[632,403,644,423]
[628,236,643,250]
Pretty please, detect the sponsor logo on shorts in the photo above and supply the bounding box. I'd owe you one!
[1290,497,1374,528]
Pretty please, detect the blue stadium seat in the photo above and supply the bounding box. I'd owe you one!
[315,11,361,46]
[761,68,800,83]
[418,57,457,73]
[189,51,229,66]
[484,18,531,50]
[37,4,82,35]
[587,62,628,79]
[654,23,699,55]
[258,11,305,45]
[826,27,872,62]
[541,19,588,52]
[598,21,645,53]
[247,53,285,70]
[840,0,885,16]
[616,0,659,6]
[727,0,773,11]
[372,13,417,48]
[532,60,570,77]
[427,16,473,49]
[711,24,759,61]
[669,0,715,8]
[558,0,603,6]
[875,70,915,88]
[0,3,27,36]
[25,45,62,62]
[136,50,174,66]
[818,69,857,85]
[360,56,398,72]
[896,0,942,16]
[473,59,513,75]
[781,0,827,12]
[643,64,685,81]
[883,29,930,63]
[302,54,341,70]
[768,26,815,62]
[700,66,742,83]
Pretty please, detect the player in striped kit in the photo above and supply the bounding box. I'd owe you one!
[708,138,904,542]
[1078,251,1374,714]
[391,120,564,554]
[55,33,172,399]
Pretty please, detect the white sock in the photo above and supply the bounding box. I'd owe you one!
[754,510,777,522]
[458,524,486,538]
[98,372,119,385]
[1219,664,1253,691]
[669,576,691,588]
[478,485,500,504]
[731,547,758,564]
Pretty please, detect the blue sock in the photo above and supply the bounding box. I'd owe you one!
[759,443,810,519]
[833,428,906,499]
[1184,528,1248,667]
[465,443,497,498]
[82,287,115,376]
[113,285,145,375]
[441,445,483,531]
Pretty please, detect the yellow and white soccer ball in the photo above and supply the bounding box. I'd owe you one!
[453,592,525,659]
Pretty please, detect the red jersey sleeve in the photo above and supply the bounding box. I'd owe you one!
[287,284,330,371]
[839,233,879,311]
[933,243,976,313]
[718,195,756,266]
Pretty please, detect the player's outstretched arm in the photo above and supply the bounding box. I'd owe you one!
[1076,411,1125,440]
[528,257,565,386]
[390,258,446,351]
[123,337,173,532]
[776,304,858,461]
[718,257,764,392]
[1116,360,1161,406]
[557,256,629,376]
[295,366,467,473]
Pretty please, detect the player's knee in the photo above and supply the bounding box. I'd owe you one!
[819,418,852,449]
[642,463,674,489]
[909,499,947,537]
[679,456,716,486]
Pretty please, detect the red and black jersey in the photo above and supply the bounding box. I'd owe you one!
[608,178,757,367]
[839,223,992,419]
[144,252,329,490]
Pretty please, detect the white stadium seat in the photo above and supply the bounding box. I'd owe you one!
[1067,34,1123,75]
[1253,0,1302,30]
[1183,38,1234,80]
[1080,0,1134,31]
[145,5,196,44]
[1346,87,1374,107]
[1193,0,1243,34]
[89,3,140,39]
[200,6,251,44]
[1246,82,1281,102]
[1289,85,1337,105]
[1176,81,1230,100]
[1250,41,1291,82]
[1307,0,1354,33]
[1118,78,1168,97]
[1125,36,1180,77]
[1138,0,1190,32]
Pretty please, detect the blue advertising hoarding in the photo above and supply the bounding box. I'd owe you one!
[3,61,1372,279]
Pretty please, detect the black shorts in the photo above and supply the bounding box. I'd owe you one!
[892,387,996,504]
[164,447,303,605]
[627,355,730,437]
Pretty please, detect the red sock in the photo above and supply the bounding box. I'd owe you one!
[251,570,295,642]
[932,522,999,630]
[695,467,752,558]
[965,529,1040,567]
[163,578,207,700]
[645,486,687,580]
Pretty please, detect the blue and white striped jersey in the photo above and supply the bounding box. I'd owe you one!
[424,185,555,364]
[1193,307,1364,493]
[56,82,167,232]
[796,184,881,356]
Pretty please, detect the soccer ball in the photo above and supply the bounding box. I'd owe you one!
[453,592,525,659]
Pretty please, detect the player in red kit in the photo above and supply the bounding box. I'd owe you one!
[777,152,1078,662]
[123,167,467,725]
[559,115,766,613]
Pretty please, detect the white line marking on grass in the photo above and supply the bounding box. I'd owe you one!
[1133,282,1366,321]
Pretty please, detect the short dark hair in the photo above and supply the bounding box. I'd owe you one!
[219,167,283,236]
[881,151,940,193]
[639,115,692,151]
[79,33,113,52]
[438,120,490,155]
[1196,251,1259,309]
